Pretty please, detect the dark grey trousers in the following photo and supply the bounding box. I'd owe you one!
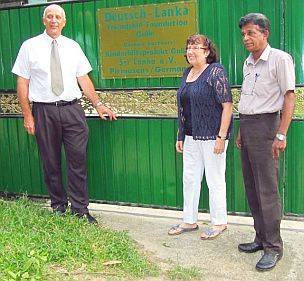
[32,102,89,215]
[240,112,283,254]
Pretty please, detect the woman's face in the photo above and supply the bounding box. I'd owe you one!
[186,43,209,66]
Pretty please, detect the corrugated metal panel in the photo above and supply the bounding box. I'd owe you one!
[0,9,14,89]
[1,0,297,90]
[0,118,203,209]
[86,118,184,206]
[285,0,304,85]
[284,121,304,215]
[0,5,45,90]
[2,117,302,215]
[226,121,250,213]
[0,117,46,195]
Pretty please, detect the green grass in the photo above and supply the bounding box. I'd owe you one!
[167,265,201,280]
[0,197,159,280]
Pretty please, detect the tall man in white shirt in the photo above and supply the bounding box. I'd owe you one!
[12,4,116,224]
[236,13,295,271]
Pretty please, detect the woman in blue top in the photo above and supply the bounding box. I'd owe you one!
[168,34,233,239]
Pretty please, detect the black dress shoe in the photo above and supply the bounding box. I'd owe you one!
[238,242,263,253]
[76,213,98,224]
[256,252,282,271]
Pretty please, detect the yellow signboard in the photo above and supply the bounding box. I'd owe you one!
[98,1,198,78]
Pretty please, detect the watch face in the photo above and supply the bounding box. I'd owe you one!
[276,134,285,141]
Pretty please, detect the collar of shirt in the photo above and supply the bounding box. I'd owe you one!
[245,44,271,66]
[42,30,63,46]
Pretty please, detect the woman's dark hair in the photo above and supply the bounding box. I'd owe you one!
[239,13,270,33]
[184,34,219,64]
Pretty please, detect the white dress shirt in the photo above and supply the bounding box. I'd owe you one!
[12,31,92,102]
[238,45,295,114]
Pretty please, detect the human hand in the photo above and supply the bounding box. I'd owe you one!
[96,105,117,121]
[214,138,225,154]
[235,131,242,149]
[272,139,286,159]
[176,141,183,153]
[24,114,35,135]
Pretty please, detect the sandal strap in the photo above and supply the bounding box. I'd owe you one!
[168,224,199,235]
[203,228,219,236]
[170,224,181,230]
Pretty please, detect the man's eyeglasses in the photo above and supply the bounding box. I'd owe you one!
[186,46,208,51]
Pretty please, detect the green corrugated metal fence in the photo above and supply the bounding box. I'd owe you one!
[284,121,304,215]
[0,117,303,215]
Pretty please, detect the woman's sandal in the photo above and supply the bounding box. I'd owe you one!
[168,224,199,236]
[200,226,227,240]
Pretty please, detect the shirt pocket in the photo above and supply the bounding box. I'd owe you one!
[253,75,270,97]
[252,65,276,97]
[241,72,254,96]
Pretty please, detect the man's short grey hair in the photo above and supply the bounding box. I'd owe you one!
[239,13,270,33]
[43,4,66,20]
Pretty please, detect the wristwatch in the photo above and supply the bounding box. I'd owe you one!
[276,133,286,141]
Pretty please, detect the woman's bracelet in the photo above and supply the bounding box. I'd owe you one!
[216,135,226,140]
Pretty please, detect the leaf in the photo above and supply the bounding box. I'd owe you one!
[23,258,35,271]
[39,255,47,262]
[29,250,35,257]
[22,272,30,279]
[6,270,17,279]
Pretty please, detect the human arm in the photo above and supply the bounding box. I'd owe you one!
[12,43,34,134]
[175,72,189,153]
[17,76,35,135]
[272,90,295,158]
[272,53,296,158]
[214,102,233,154]
[77,74,117,120]
[211,65,233,154]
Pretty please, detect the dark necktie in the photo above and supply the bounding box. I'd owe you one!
[50,40,64,96]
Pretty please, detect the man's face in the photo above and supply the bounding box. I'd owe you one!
[43,7,66,39]
[241,23,268,53]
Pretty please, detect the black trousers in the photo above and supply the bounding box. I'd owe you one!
[240,112,283,254]
[32,102,89,215]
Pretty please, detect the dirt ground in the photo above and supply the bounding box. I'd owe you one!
[89,203,304,281]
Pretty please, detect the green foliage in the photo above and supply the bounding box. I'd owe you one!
[0,197,159,280]
[167,265,201,280]
[96,87,304,118]
[294,87,304,118]
[1,87,304,117]
[3,250,47,281]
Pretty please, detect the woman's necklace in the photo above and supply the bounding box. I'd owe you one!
[189,64,209,80]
